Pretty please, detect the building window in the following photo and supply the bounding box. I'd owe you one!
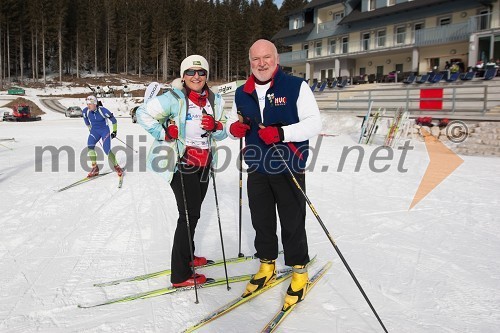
[342,36,349,53]
[377,30,386,47]
[479,9,490,30]
[395,26,406,44]
[303,44,309,58]
[413,22,424,42]
[369,0,376,11]
[377,65,384,76]
[329,39,336,54]
[334,12,344,20]
[362,32,370,51]
[387,0,396,6]
[478,36,491,63]
[360,67,366,76]
[327,69,334,79]
[430,58,440,70]
[292,16,303,30]
[315,41,322,56]
[320,70,326,81]
[439,16,451,26]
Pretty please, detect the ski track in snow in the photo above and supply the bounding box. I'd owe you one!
[0,106,500,332]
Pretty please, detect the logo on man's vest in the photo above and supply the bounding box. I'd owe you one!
[274,96,287,106]
[266,93,287,107]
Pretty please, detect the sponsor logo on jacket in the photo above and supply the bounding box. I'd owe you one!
[266,93,286,107]
[274,96,287,106]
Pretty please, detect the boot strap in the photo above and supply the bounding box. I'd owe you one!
[292,265,307,274]
[260,258,276,264]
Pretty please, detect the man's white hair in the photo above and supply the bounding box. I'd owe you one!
[248,39,278,61]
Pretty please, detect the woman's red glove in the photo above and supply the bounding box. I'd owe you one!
[165,125,179,141]
[201,114,223,132]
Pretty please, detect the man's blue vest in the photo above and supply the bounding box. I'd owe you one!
[235,68,309,174]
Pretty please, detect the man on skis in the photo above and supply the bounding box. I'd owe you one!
[82,95,123,178]
[226,39,321,309]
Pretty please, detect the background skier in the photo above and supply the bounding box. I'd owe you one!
[82,95,123,178]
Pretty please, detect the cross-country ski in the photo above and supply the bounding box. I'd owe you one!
[93,251,283,287]
[79,273,259,308]
[56,172,113,192]
[260,261,332,332]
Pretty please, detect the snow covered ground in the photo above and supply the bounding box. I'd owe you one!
[0,87,499,333]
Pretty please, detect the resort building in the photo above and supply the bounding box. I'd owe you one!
[273,0,500,83]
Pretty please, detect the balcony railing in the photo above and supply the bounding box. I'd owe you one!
[279,50,308,65]
[415,22,473,46]
[470,12,492,31]
[316,18,342,33]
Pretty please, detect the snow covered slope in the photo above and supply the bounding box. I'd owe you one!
[0,99,499,332]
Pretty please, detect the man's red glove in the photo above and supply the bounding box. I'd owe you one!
[201,114,223,132]
[165,125,178,141]
[230,121,250,138]
[258,125,284,145]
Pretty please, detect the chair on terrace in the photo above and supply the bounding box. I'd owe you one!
[429,73,444,83]
[483,68,498,80]
[426,72,437,82]
[328,79,337,88]
[460,71,475,81]
[402,74,416,84]
[415,74,430,84]
[445,72,460,82]
[316,81,327,92]
[337,78,348,88]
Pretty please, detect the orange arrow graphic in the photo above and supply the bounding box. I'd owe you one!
[409,129,464,210]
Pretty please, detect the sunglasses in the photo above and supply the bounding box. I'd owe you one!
[184,69,207,77]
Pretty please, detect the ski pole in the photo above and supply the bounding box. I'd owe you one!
[238,137,244,258]
[115,136,138,153]
[236,110,247,258]
[174,140,200,304]
[260,125,388,333]
[209,163,231,290]
[202,112,231,289]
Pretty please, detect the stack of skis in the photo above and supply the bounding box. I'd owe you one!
[384,107,410,147]
[358,106,386,145]
[358,104,410,147]
[78,253,331,332]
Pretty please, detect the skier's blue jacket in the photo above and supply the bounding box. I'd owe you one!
[83,106,117,154]
[83,106,117,130]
